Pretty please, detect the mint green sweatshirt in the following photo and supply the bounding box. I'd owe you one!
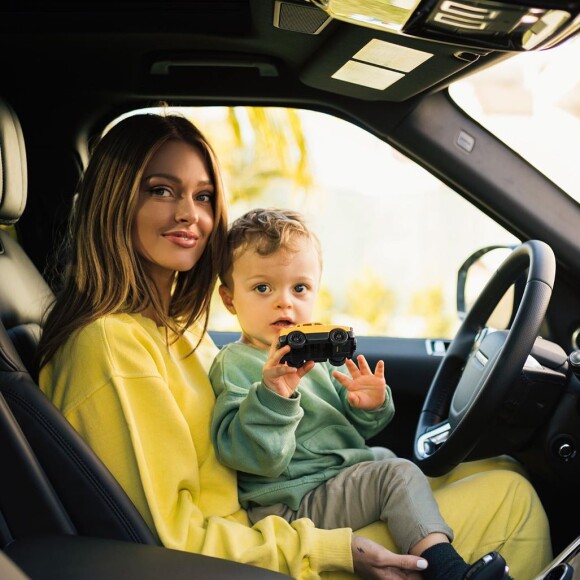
[210,342,395,511]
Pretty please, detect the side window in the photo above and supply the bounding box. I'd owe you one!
[114,106,520,339]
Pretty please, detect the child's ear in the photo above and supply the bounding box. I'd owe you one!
[218,284,237,314]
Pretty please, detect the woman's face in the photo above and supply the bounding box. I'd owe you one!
[133,139,215,291]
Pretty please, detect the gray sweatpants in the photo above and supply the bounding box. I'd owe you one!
[246,455,453,554]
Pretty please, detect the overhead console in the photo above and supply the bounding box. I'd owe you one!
[278,0,580,101]
[311,0,580,52]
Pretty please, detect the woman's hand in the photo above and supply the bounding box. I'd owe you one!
[333,355,387,410]
[262,341,315,398]
[352,536,427,579]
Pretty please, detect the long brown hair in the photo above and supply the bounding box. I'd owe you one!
[37,113,228,369]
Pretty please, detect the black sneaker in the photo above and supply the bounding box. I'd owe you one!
[463,552,512,579]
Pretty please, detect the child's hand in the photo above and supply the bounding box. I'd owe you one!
[262,341,315,398]
[332,355,386,410]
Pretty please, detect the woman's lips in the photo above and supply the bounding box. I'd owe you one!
[162,231,199,248]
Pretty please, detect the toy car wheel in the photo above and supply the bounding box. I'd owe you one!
[329,357,346,366]
[287,331,306,348]
[329,328,348,345]
[293,359,307,368]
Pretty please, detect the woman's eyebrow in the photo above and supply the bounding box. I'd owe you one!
[142,173,180,183]
[142,174,214,187]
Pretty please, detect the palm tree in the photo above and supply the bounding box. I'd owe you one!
[185,106,314,205]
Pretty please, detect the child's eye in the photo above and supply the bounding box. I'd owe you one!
[294,284,308,294]
[254,284,270,294]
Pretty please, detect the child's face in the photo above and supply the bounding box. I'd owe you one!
[220,236,321,350]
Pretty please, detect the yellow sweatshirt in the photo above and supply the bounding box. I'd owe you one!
[39,313,353,578]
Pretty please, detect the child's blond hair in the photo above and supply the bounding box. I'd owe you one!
[221,208,322,287]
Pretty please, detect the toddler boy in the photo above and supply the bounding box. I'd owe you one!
[209,208,510,580]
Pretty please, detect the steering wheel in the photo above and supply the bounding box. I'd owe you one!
[413,240,556,477]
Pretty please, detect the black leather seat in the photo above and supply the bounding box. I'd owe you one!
[0,98,54,380]
[0,96,159,546]
[0,322,159,545]
[3,535,289,579]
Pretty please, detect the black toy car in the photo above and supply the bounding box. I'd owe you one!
[278,323,357,368]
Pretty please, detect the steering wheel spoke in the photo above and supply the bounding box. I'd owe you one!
[416,422,451,459]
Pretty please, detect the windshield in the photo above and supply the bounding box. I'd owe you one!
[449,36,580,203]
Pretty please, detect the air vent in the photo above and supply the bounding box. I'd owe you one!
[274,1,331,34]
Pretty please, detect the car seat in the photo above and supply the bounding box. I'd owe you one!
[0,98,54,380]
[0,311,159,544]
[0,96,159,545]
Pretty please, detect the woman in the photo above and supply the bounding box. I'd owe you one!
[37,113,551,579]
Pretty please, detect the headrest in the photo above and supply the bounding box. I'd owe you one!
[0,230,54,328]
[0,98,27,224]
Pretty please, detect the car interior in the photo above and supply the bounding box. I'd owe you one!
[1,1,580,578]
